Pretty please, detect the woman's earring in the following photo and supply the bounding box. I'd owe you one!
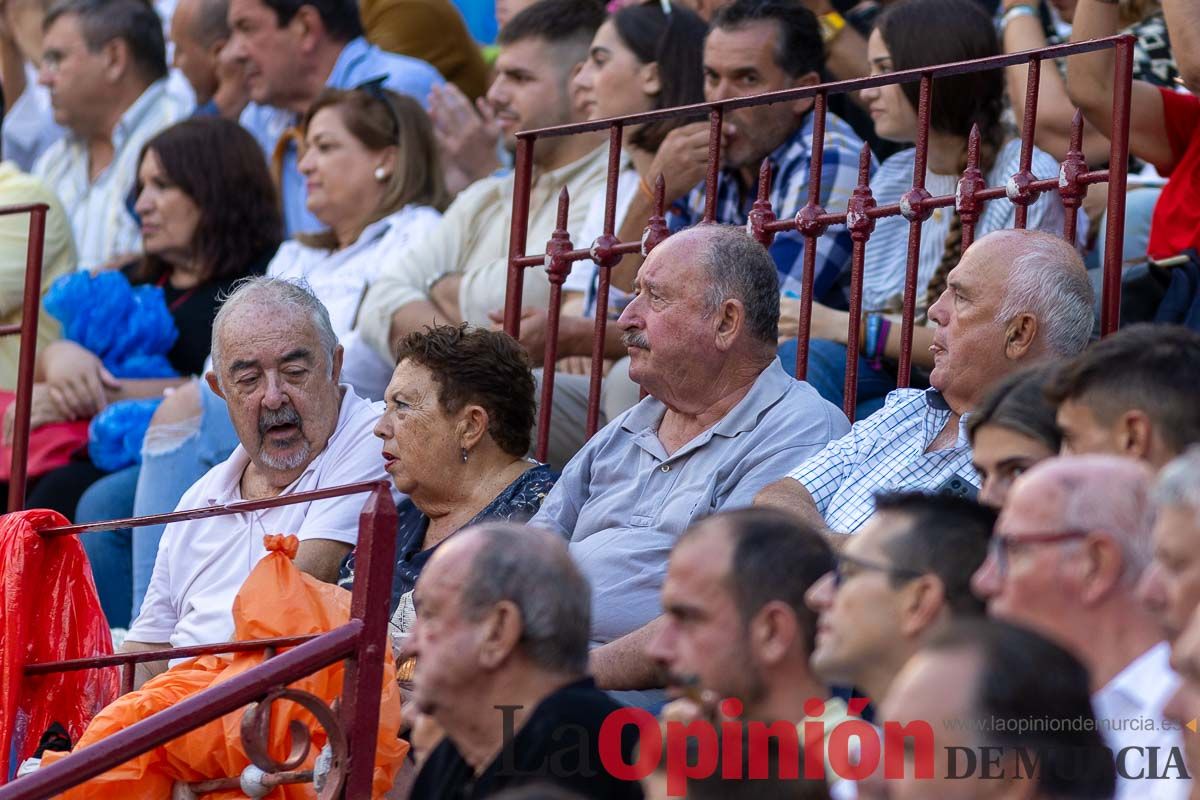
[374,166,388,182]
[460,447,469,464]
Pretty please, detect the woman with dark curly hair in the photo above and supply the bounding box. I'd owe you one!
[338,324,557,640]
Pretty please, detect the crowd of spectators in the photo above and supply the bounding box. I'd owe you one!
[2,0,1199,797]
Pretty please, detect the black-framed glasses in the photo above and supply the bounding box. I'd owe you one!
[987,529,1091,576]
[354,75,402,136]
[831,552,924,588]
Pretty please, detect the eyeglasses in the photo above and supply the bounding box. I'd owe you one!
[831,552,924,588]
[987,529,1091,576]
[354,75,402,136]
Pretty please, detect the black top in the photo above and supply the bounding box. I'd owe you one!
[121,251,273,376]
[411,678,645,800]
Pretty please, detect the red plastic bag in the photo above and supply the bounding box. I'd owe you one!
[40,534,407,798]
[0,508,118,781]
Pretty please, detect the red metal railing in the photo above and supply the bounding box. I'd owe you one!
[504,35,1133,445]
[0,202,48,513]
[0,480,399,799]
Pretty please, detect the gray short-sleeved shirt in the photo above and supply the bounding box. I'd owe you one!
[530,359,850,646]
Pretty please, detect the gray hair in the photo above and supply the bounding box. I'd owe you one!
[995,231,1094,357]
[210,276,339,385]
[45,0,167,83]
[1154,446,1200,521]
[1047,456,1157,586]
[192,0,231,46]
[458,523,591,675]
[699,224,780,345]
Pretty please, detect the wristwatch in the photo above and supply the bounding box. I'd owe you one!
[819,10,847,45]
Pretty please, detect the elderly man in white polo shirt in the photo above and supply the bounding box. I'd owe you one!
[122,277,394,683]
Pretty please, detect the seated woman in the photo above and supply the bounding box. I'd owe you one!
[81,86,449,631]
[780,0,1069,417]
[23,117,282,627]
[338,324,556,640]
[967,364,1062,508]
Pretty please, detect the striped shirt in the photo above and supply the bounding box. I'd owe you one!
[861,138,1069,312]
[789,388,978,533]
[32,79,190,269]
[668,111,870,309]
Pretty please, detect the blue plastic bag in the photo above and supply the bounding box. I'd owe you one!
[87,399,163,472]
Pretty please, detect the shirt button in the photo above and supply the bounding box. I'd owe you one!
[660,464,671,473]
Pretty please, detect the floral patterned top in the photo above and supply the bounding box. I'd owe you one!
[337,462,558,638]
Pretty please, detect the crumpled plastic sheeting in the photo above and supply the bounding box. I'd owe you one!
[41,534,408,799]
[0,509,118,781]
[88,399,163,472]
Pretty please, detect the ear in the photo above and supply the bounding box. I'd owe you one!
[477,600,524,669]
[207,36,229,63]
[330,344,344,385]
[714,298,746,352]
[456,404,491,451]
[639,61,661,99]
[1077,533,1125,605]
[747,601,800,668]
[1003,312,1038,361]
[291,4,324,51]
[206,370,226,400]
[898,576,946,638]
[102,38,129,82]
[788,71,821,118]
[376,145,399,182]
[1116,409,1154,461]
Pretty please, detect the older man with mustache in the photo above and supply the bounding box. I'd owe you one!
[531,224,849,696]
[122,277,396,686]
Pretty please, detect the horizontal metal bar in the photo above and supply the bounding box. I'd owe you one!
[519,36,1133,140]
[0,324,21,337]
[24,634,320,675]
[36,479,390,537]
[0,622,361,800]
[0,203,49,217]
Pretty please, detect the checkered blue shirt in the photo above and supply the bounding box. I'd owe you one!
[789,388,979,533]
[667,111,871,309]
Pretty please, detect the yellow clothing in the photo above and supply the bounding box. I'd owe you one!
[360,0,490,100]
[0,161,77,390]
[357,145,609,360]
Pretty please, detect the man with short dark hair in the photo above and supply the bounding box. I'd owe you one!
[406,523,644,800]
[1048,324,1200,471]
[756,229,1094,533]
[882,618,1116,800]
[171,0,248,118]
[34,0,190,267]
[651,0,867,320]
[225,0,443,234]
[805,492,994,707]
[532,224,849,694]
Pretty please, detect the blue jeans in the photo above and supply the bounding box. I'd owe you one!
[78,465,139,628]
[128,381,240,621]
[777,337,892,420]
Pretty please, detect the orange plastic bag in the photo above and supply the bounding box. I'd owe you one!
[0,508,118,782]
[41,534,407,798]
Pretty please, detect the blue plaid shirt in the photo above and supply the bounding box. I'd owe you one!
[667,111,871,309]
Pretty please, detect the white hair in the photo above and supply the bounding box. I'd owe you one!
[995,232,1094,357]
[1154,446,1200,522]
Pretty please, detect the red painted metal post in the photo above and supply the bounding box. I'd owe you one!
[8,205,47,512]
[339,484,400,800]
[534,189,573,463]
[642,175,670,255]
[585,124,625,437]
[897,76,934,387]
[748,159,777,249]
[119,663,134,696]
[1011,56,1042,230]
[503,137,536,338]
[842,145,877,421]
[956,125,985,252]
[793,92,830,381]
[702,107,724,224]
[1100,37,1134,335]
[1058,111,1087,246]
[0,624,361,800]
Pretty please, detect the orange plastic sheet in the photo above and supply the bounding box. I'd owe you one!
[41,534,407,798]
[0,509,118,782]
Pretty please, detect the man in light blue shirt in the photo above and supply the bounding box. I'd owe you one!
[225,0,443,235]
[531,224,850,692]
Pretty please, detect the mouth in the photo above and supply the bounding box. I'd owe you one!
[621,331,649,351]
[381,451,398,470]
[140,224,158,237]
[263,423,300,441]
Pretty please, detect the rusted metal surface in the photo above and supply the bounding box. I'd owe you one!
[24,635,321,676]
[794,91,830,381]
[7,205,48,513]
[1100,37,1135,334]
[535,189,574,463]
[238,686,348,799]
[843,145,878,421]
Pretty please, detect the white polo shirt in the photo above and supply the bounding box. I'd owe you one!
[128,386,395,651]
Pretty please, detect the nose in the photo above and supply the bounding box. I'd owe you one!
[298,143,317,175]
[572,62,593,93]
[971,553,1001,601]
[616,293,642,333]
[373,414,392,440]
[261,372,289,409]
[225,31,248,63]
[37,62,53,88]
[485,76,507,110]
[805,571,836,612]
[643,617,678,667]
[861,84,879,103]
[133,186,153,217]
[926,289,950,327]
